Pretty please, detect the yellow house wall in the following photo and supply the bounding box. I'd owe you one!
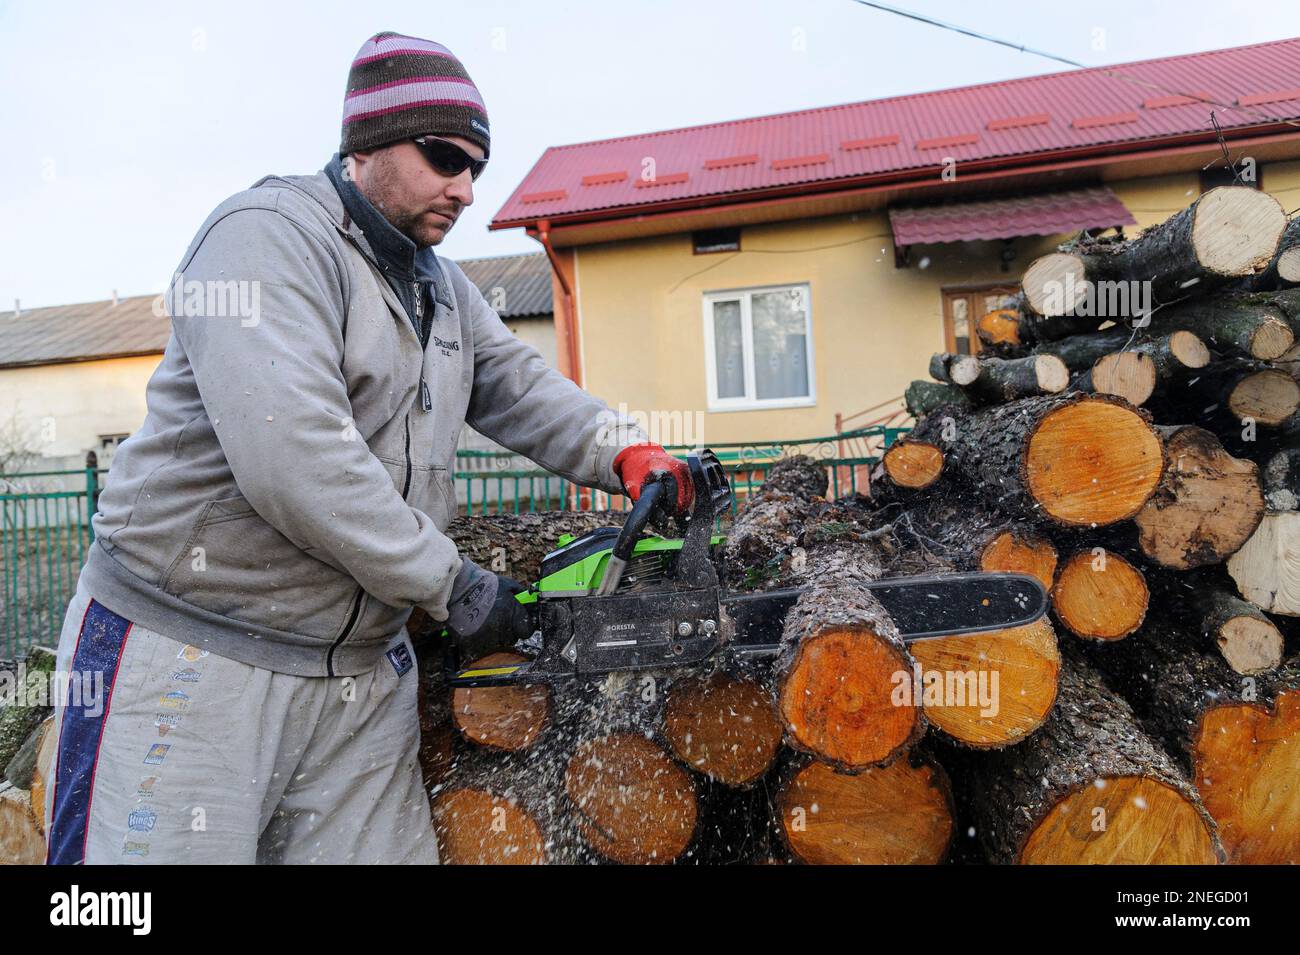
[571,166,1300,446]
[0,355,162,464]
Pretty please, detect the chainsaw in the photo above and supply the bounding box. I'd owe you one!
[449,449,1048,688]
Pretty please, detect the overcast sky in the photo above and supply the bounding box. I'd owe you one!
[1,0,1295,309]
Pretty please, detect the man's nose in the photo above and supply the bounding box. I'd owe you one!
[445,170,474,207]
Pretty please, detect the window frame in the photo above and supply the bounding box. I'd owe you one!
[702,282,817,413]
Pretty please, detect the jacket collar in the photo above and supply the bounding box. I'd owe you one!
[262,160,452,308]
[325,154,436,281]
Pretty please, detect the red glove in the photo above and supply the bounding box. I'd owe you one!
[613,442,694,516]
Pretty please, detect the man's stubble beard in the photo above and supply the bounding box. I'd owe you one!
[362,149,447,249]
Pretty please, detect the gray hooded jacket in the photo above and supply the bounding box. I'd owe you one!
[80,168,647,676]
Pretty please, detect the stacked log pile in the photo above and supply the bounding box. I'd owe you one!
[416,185,1297,865]
[896,184,1299,864]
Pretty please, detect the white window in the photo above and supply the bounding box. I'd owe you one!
[703,284,816,411]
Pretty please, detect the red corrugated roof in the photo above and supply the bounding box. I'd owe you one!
[889,186,1136,245]
[492,38,1300,229]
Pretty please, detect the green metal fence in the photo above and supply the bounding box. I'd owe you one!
[1,467,101,657]
[0,424,907,655]
[453,424,908,516]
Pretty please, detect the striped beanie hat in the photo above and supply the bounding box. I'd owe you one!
[341,32,490,158]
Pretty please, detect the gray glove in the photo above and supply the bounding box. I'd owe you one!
[444,559,533,662]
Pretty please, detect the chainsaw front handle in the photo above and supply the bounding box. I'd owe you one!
[596,478,666,595]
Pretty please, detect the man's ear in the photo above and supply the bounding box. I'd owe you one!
[343,150,371,184]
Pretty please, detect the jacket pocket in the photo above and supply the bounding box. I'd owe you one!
[160,496,357,639]
[431,466,456,528]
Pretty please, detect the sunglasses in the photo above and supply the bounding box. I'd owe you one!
[412,136,487,182]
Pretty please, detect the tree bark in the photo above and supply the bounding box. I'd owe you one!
[1086,629,1300,864]
[959,647,1223,864]
[0,647,54,772]
[771,505,924,770]
[1153,290,1296,360]
[444,511,624,584]
[911,393,1165,527]
[1021,187,1286,317]
[904,380,972,418]
[1263,446,1300,512]
[721,454,829,591]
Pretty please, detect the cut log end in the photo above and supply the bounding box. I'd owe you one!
[1215,615,1285,675]
[1248,317,1294,361]
[1023,252,1087,317]
[1090,351,1156,406]
[662,674,783,786]
[1168,329,1211,369]
[1025,398,1164,526]
[1229,512,1300,616]
[431,787,548,865]
[909,617,1060,747]
[1135,425,1263,570]
[778,627,920,769]
[779,758,953,864]
[1018,776,1221,864]
[949,355,982,386]
[1033,354,1070,393]
[1192,186,1288,277]
[1277,245,1300,283]
[1195,690,1300,863]
[976,307,1022,347]
[1228,369,1300,427]
[0,785,45,866]
[451,652,551,751]
[1052,549,1149,640]
[980,530,1058,591]
[565,734,697,865]
[882,440,945,490]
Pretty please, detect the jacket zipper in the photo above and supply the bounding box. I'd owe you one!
[326,587,366,678]
[415,280,433,412]
[321,239,428,677]
[401,415,413,499]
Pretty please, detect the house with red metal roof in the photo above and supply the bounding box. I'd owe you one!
[491,37,1300,447]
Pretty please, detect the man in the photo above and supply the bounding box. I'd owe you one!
[45,31,692,865]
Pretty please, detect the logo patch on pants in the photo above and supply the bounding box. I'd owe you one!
[386,644,413,676]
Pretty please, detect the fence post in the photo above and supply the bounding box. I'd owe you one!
[85,450,99,542]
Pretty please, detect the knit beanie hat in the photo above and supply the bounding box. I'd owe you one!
[341,32,490,158]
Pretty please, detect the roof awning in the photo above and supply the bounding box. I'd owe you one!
[888,186,1136,246]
